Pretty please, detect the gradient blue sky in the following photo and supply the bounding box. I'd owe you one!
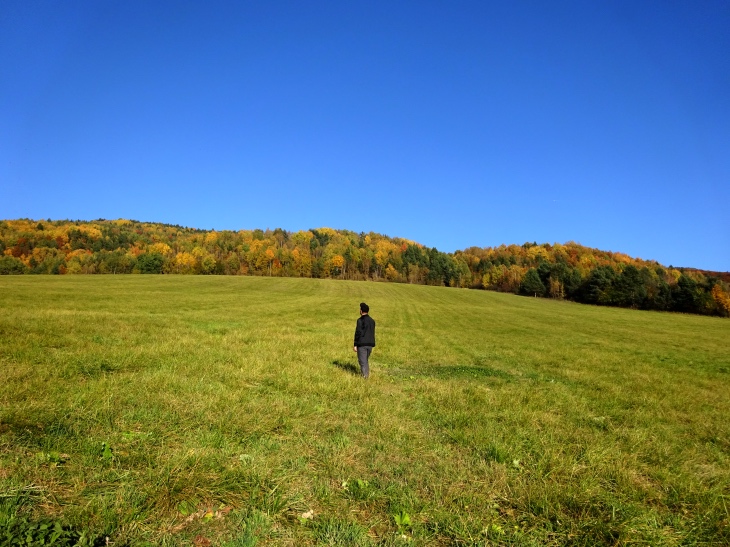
[2,1,728,271]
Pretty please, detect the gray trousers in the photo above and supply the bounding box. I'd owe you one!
[356,346,373,378]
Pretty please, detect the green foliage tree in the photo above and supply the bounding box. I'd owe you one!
[519,268,546,296]
[200,254,219,275]
[0,256,28,274]
[137,253,164,274]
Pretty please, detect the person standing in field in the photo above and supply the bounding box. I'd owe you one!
[353,302,376,379]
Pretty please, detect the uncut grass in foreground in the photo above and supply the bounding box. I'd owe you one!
[0,276,728,546]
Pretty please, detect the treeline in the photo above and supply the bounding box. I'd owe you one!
[1,218,728,317]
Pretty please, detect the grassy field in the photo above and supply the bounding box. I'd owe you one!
[0,276,728,546]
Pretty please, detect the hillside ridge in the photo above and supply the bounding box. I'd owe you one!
[1,218,728,317]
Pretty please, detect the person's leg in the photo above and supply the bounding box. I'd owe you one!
[357,346,371,378]
[364,346,371,378]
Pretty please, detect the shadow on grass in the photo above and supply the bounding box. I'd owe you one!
[332,359,361,376]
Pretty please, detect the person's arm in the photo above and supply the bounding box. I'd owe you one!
[353,318,361,351]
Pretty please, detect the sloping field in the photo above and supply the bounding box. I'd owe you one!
[1,276,728,546]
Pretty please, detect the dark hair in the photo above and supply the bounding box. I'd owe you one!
[360,302,369,313]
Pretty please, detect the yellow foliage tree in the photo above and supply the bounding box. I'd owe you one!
[330,254,345,277]
[711,284,730,316]
[527,246,549,262]
[265,248,276,275]
[291,248,312,277]
[548,277,565,299]
[66,249,92,261]
[173,252,197,274]
[500,265,526,292]
[149,242,173,256]
[374,240,397,277]
[204,231,219,246]
[78,225,102,240]
[385,263,401,282]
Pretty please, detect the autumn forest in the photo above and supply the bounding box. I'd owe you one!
[1,218,728,317]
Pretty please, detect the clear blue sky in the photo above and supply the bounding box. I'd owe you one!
[2,1,728,271]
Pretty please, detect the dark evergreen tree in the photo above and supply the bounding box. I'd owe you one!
[536,261,552,288]
[137,253,164,274]
[611,265,647,308]
[581,266,616,305]
[673,274,700,313]
[520,268,546,296]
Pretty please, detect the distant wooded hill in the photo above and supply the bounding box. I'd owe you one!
[1,218,728,317]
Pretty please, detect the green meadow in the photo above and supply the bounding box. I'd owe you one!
[0,276,728,546]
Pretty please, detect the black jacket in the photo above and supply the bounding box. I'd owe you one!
[354,314,376,347]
